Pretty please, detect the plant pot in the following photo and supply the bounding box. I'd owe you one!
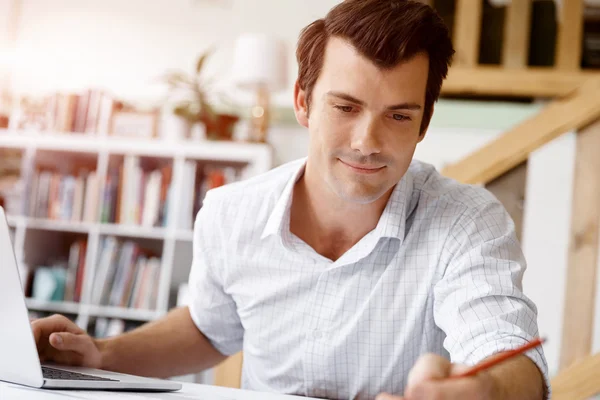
[205,114,239,141]
[0,114,9,129]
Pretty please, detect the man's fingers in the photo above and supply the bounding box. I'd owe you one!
[407,379,470,400]
[45,349,85,367]
[407,353,452,389]
[49,332,101,368]
[31,314,84,344]
[407,371,494,400]
[50,332,90,354]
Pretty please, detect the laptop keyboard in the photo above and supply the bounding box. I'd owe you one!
[42,366,119,382]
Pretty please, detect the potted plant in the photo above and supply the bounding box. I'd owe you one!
[162,51,239,141]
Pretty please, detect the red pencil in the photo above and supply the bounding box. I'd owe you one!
[451,337,546,379]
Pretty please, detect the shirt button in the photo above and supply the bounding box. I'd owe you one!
[313,330,323,339]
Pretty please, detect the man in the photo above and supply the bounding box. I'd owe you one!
[31,1,548,399]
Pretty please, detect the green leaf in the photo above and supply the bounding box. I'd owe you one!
[173,103,199,123]
[195,49,212,75]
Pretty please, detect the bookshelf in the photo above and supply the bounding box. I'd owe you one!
[0,129,273,333]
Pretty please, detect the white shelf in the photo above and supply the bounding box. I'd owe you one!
[25,299,159,322]
[8,216,170,239]
[26,298,81,314]
[6,215,21,227]
[98,223,168,240]
[85,304,160,322]
[0,129,271,163]
[176,230,194,242]
[25,218,93,234]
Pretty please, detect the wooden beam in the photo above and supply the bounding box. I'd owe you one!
[214,352,243,389]
[453,0,483,67]
[484,162,528,242]
[441,79,600,184]
[502,0,532,69]
[559,118,600,371]
[552,352,600,400]
[556,0,584,71]
[442,66,599,98]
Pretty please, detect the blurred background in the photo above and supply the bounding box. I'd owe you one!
[1,0,600,392]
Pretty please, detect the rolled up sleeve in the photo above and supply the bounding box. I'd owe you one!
[187,192,244,356]
[433,200,550,397]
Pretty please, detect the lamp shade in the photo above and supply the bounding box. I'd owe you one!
[231,33,287,92]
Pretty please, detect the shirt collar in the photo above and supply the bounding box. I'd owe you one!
[261,158,306,240]
[261,158,414,244]
[372,170,413,242]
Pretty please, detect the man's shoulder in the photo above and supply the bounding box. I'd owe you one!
[409,159,502,215]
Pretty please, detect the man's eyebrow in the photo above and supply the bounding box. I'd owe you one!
[387,103,421,111]
[326,91,421,111]
[326,91,366,106]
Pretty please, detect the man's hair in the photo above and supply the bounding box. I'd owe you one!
[296,0,454,133]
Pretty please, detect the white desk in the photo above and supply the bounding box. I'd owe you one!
[0,381,319,400]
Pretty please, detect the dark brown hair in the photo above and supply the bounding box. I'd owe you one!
[296,0,454,133]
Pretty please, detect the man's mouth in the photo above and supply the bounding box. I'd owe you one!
[339,159,386,174]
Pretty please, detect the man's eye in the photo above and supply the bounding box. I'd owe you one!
[335,105,354,113]
[392,114,410,121]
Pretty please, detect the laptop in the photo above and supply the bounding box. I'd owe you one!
[0,206,182,391]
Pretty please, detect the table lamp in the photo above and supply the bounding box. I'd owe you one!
[231,33,287,143]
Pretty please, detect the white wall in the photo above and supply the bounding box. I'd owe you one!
[7,0,340,106]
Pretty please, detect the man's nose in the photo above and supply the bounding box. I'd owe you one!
[350,118,382,156]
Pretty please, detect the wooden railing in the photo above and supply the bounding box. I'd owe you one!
[431,0,600,97]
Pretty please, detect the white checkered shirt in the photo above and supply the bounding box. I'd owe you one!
[188,158,549,400]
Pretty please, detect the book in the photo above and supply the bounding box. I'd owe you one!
[73,90,91,133]
[73,239,87,302]
[107,157,172,227]
[83,171,98,222]
[90,237,161,310]
[91,237,118,306]
[27,238,86,303]
[63,241,81,302]
[28,170,97,222]
[141,170,162,227]
[71,173,85,222]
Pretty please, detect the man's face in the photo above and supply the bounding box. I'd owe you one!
[294,37,429,204]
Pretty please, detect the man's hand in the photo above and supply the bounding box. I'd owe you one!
[376,353,498,400]
[31,314,103,368]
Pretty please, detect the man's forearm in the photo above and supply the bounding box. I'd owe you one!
[95,306,227,378]
[488,355,545,400]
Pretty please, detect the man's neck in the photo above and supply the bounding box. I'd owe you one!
[289,164,392,261]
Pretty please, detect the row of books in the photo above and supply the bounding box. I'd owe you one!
[179,163,239,230]
[102,156,173,227]
[28,170,99,222]
[11,158,237,228]
[47,90,119,135]
[92,237,161,310]
[0,149,23,215]
[25,239,88,303]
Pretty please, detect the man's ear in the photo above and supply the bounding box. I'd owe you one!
[293,80,309,128]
